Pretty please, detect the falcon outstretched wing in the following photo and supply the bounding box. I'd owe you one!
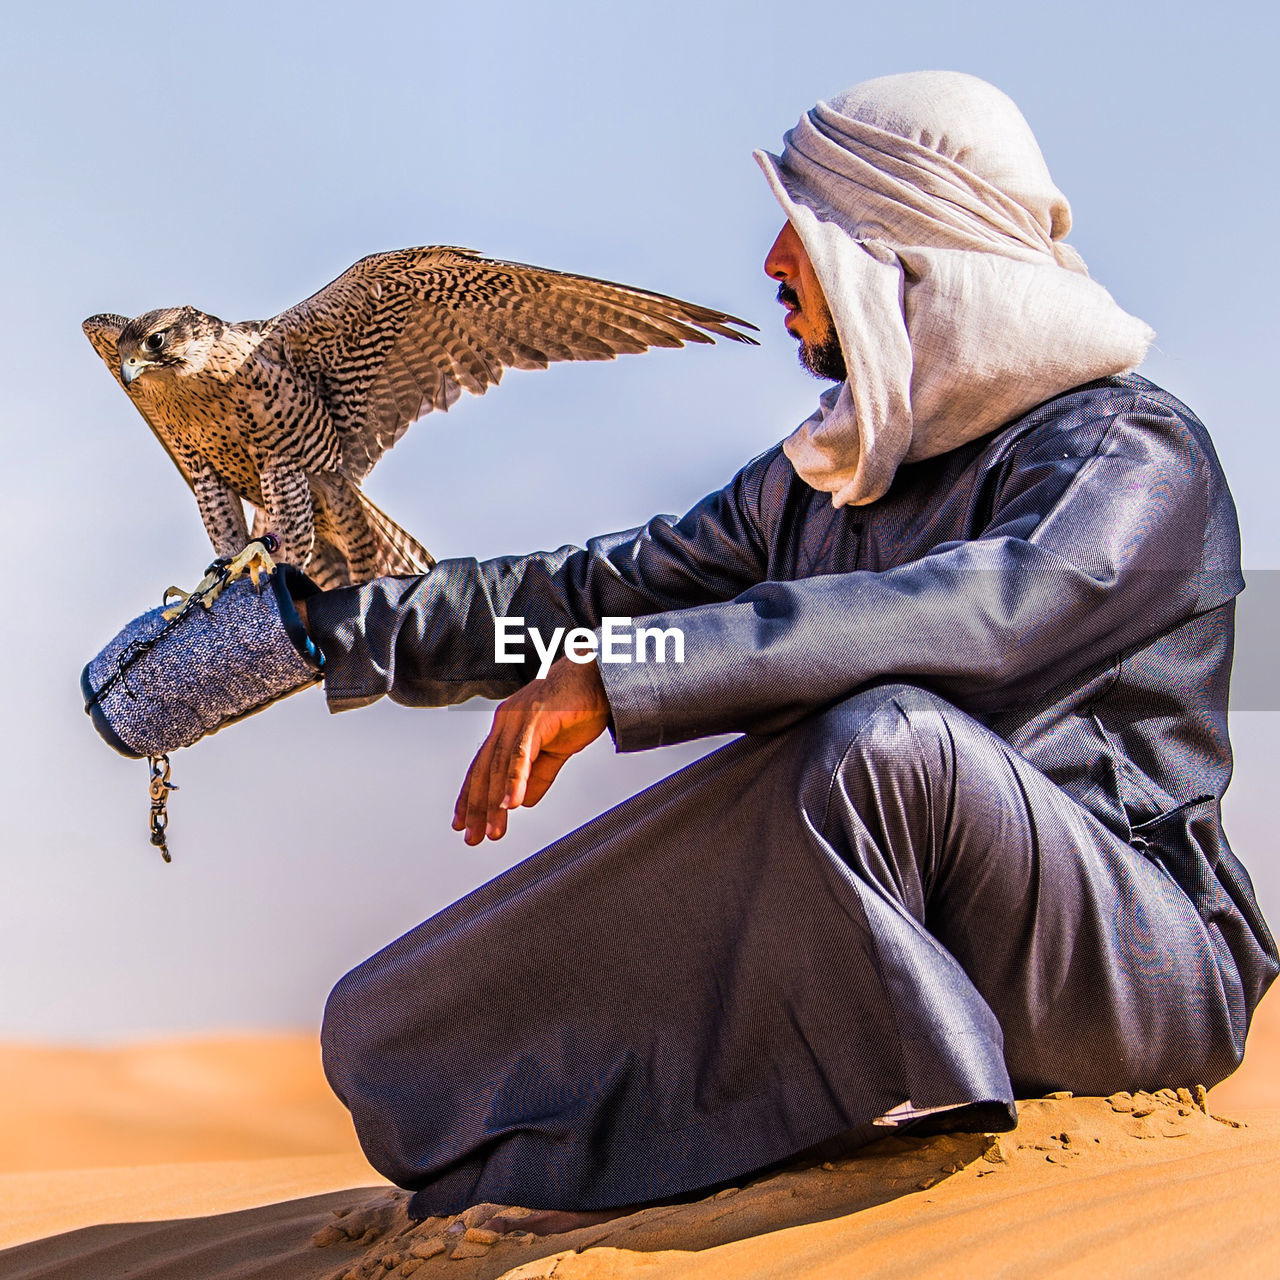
[260,247,759,480]
[82,313,196,494]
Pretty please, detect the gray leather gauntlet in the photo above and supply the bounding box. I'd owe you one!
[82,562,323,760]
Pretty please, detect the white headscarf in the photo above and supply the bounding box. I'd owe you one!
[755,71,1154,507]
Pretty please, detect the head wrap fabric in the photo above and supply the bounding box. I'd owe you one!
[755,71,1155,507]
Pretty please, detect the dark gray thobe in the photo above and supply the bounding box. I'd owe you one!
[310,375,1277,1216]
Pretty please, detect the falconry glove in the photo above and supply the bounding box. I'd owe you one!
[81,541,323,859]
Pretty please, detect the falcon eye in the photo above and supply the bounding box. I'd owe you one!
[145,332,166,352]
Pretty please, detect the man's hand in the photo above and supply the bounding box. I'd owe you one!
[454,657,610,844]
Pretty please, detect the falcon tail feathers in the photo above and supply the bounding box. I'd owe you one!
[360,492,437,576]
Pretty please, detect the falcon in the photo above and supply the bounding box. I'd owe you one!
[84,246,757,590]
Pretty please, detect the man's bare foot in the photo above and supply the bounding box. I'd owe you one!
[483,1204,643,1237]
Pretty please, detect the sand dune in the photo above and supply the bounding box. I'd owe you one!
[0,1036,368,1172]
[0,1033,388,1255]
[2,1097,1276,1279]
[0,989,1276,1278]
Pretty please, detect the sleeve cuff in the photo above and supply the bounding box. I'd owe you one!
[597,647,667,752]
[302,581,417,711]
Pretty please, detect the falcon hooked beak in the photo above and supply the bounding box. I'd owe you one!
[110,307,207,389]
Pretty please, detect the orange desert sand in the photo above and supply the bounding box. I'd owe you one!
[0,990,1276,1280]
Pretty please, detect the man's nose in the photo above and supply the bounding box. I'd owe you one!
[764,221,801,279]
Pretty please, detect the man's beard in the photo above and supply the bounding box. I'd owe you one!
[799,327,847,382]
[778,282,847,382]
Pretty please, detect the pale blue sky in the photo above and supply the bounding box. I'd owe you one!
[1,0,1276,1038]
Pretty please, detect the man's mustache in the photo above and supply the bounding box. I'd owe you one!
[777,282,800,309]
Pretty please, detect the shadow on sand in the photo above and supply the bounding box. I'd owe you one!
[0,1128,998,1280]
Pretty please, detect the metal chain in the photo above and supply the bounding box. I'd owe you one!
[148,753,178,863]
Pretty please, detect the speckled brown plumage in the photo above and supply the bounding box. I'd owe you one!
[83,246,758,588]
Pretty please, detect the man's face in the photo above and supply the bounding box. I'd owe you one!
[764,221,847,382]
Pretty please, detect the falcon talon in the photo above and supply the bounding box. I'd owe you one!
[223,539,278,593]
[192,570,227,608]
[160,585,193,620]
[173,546,274,612]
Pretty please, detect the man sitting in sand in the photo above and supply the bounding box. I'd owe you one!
[297,71,1277,1234]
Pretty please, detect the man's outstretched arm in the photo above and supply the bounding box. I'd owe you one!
[297,448,781,711]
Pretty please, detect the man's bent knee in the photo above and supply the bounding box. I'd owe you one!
[769,682,965,840]
[797,682,959,764]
